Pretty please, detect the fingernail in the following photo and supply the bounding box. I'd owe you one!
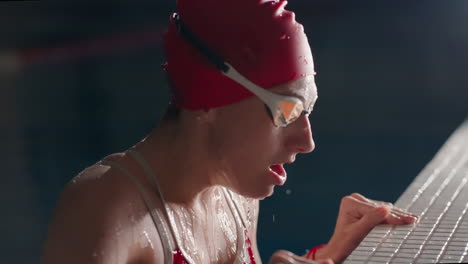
[406,215,418,223]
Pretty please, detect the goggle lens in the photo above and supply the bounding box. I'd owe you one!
[272,100,307,127]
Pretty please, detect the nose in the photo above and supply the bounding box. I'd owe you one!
[287,114,315,154]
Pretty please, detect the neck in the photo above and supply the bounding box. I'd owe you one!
[131,119,218,206]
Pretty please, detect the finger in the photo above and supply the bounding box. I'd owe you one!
[365,203,418,224]
[352,193,419,223]
[384,210,418,224]
[355,205,391,234]
[365,198,415,216]
[351,194,393,209]
[341,195,380,219]
[381,211,413,225]
[367,200,419,223]
[389,206,419,220]
[316,258,334,264]
[361,196,393,208]
[350,193,369,202]
[352,199,417,225]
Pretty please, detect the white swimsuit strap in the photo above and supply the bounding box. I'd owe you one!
[125,149,253,264]
[221,187,250,264]
[222,188,249,229]
[127,150,197,264]
[99,158,174,264]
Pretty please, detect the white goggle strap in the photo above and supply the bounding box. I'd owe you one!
[223,62,302,117]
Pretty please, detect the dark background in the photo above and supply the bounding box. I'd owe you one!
[1,0,467,263]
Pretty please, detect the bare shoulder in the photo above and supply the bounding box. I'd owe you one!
[42,154,164,264]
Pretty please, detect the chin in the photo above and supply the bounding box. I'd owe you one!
[228,170,280,199]
[241,184,276,200]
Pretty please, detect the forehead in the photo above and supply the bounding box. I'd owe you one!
[269,75,318,105]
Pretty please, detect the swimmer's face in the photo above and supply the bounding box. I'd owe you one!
[208,74,317,198]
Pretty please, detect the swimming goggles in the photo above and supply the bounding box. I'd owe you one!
[172,13,317,127]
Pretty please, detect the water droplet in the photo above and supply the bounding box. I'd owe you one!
[272,214,276,223]
[280,34,289,40]
[285,189,292,195]
[115,221,122,236]
[92,252,97,257]
[303,59,308,65]
[143,230,154,249]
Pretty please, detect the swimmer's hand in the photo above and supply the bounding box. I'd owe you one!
[315,193,418,263]
[269,250,333,264]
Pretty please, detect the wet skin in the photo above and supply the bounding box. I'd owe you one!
[42,74,417,264]
[41,75,316,264]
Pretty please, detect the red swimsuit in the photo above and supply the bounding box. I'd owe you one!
[172,233,257,264]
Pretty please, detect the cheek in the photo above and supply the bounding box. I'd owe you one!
[225,122,277,161]
[209,100,284,170]
[217,127,282,175]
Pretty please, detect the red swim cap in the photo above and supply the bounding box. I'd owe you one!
[163,0,315,110]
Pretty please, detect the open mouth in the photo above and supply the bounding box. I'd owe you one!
[269,164,287,185]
